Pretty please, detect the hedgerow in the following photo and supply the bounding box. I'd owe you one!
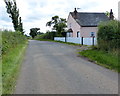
[2,30,27,94]
[2,30,27,55]
[97,20,120,55]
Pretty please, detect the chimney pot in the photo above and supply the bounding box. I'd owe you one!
[74,8,77,19]
[109,9,114,20]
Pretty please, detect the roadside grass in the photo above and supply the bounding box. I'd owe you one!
[0,31,2,95]
[2,42,28,94]
[35,38,53,41]
[0,58,1,96]
[36,38,83,46]
[79,49,119,72]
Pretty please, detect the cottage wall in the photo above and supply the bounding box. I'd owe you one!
[81,27,98,38]
[67,14,81,37]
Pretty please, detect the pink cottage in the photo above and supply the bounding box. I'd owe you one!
[67,8,110,38]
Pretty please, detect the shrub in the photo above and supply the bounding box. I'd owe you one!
[2,30,27,54]
[97,20,120,54]
[35,32,57,40]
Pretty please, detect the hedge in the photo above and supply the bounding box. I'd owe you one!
[97,20,120,54]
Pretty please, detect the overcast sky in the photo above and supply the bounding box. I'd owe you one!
[0,0,119,35]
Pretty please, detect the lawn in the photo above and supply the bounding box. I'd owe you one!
[79,49,119,72]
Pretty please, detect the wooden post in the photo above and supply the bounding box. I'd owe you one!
[92,36,95,46]
[81,37,83,45]
[65,37,67,42]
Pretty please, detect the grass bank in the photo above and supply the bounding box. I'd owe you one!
[2,30,28,94]
[36,38,82,46]
[79,49,119,72]
[2,42,28,94]
[0,59,1,95]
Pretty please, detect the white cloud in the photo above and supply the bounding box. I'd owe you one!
[0,0,119,35]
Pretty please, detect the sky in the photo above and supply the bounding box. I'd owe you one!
[0,0,119,35]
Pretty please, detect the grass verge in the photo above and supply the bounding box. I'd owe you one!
[79,49,119,72]
[2,41,28,94]
[0,32,2,95]
[36,39,83,46]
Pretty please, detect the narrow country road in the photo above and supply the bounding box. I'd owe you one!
[15,40,118,94]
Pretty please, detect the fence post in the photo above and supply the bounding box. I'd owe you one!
[65,37,67,42]
[81,37,83,45]
[92,36,95,46]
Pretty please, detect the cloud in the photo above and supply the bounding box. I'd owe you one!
[0,0,119,35]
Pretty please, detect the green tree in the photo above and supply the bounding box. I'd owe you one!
[29,28,40,38]
[4,0,24,34]
[105,11,110,17]
[46,16,67,36]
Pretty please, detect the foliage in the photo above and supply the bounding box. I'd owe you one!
[105,11,110,17]
[4,0,24,34]
[46,16,67,35]
[29,28,40,38]
[2,30,27,55]
[2,30,27,94]
[79,49,119,72]
[97,20,120,54]
[35,31,57,40]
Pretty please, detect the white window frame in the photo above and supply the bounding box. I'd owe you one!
[67,32,73,37]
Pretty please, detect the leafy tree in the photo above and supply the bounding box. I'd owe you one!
[46,16,67,35]
[29,28,40,38]
[105,11,110,17]
[4,0,24,34]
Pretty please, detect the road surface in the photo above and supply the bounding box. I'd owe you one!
[15,40,118,94]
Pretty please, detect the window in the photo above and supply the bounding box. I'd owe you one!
[67,32,73,37]
[90,32,95,37]
[69,32,73,37]
[77,31,80,37]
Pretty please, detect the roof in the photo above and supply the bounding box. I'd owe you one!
[70,12,109,27]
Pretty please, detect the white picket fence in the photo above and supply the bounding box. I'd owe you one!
[54,37,97,45]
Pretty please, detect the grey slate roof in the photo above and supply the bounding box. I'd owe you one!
[70,12,109,27]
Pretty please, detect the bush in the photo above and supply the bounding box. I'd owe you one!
[35,32,57,40]
[2,30,27,54]
[97,20,120,54]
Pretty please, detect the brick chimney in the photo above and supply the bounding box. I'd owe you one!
[74,8,78,19]
[109,9,114,20]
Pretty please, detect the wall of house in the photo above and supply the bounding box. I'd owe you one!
[81,27,98,38]
[67,14,81,37]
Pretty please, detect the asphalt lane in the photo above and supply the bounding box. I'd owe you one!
[15,40,118,94]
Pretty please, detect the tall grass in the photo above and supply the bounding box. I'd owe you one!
[2,30,27,94]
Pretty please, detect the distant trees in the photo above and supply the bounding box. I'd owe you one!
[29,28,40,38]
[4,0,24,34]
[46,15,67,36]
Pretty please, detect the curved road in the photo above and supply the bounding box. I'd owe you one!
[15,40,118,94]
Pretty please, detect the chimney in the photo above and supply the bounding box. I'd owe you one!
[74,8,77,19]
[109,9,114,20]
